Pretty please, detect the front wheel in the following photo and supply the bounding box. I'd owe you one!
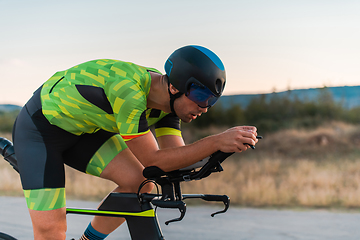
[0,232,17,240]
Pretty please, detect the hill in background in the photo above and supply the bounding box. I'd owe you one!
[1,85,360,112]
[219,85,360,109]
[0,104,22,112]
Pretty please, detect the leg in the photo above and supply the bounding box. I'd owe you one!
[29,208,67,240]
[90,148,153,235]
[67,132,153,239]
[13,90,80,240]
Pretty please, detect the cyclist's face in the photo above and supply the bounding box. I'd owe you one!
[174,94,208,123]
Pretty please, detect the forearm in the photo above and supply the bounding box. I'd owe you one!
[127,126,257,172]
[127,133,219,172]
[148,135,219,172]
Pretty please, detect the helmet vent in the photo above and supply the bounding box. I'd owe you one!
[215,79,223,94]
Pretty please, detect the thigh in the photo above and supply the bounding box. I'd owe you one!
[13,108,78,190]
[13,87,80,191]
[13,95,80,211]
[62,130,120,174]
[100,148,147,193]
[64,130,145,192]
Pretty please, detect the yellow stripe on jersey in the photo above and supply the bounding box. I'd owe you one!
[113,97,125,114]
[111,66,127,77]
[80,69,105,85]
[113,80,131,91]
[155,127,182,137]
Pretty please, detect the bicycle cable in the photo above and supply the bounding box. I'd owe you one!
[136,179,160,203]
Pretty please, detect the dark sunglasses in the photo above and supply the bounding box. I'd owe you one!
[185,83,219,108]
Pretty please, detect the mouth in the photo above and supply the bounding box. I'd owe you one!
[190,113,201,120]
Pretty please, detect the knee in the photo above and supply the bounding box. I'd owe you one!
[34,221,67,240]
[114,179,154,194]
[139,181,154,193]
[30,209,67,240]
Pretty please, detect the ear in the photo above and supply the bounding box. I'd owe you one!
[169,83,180,95]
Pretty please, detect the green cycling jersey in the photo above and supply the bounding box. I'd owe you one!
[40,59,181,140]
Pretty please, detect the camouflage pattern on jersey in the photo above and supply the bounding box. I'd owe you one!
[40,59,174,140]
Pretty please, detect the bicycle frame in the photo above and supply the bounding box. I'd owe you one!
[67,193,164,240]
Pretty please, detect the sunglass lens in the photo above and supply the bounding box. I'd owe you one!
[186,84,219,108]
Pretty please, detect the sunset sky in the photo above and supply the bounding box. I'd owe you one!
[1,0,360,105]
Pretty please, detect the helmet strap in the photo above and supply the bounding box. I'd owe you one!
[168,87,183,116]
[166,76,183,116]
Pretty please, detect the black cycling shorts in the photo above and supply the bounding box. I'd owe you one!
[12,87,127,210]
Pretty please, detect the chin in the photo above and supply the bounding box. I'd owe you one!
[179,116,192,123]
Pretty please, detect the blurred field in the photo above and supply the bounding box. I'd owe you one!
[2,121,360,208]
[182,122,360,208]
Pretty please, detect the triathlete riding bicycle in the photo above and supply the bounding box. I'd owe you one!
[12,45,258,240]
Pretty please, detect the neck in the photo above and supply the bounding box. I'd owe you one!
[147,72,171,113]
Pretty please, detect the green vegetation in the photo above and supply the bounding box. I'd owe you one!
[0,110,19,133]
[187,87,360,133]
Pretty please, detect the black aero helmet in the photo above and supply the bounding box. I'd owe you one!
[165,45,226,109]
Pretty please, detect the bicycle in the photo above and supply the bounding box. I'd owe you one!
[0,136,260,240]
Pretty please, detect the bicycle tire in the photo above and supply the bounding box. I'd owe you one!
[0,232,17,240]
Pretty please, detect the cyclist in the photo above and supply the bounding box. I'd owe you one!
[12,45,258,240]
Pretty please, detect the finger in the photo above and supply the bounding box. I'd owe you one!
[242,136,256,146]
[241,126,257,133]
[237,146,246,152]
[236,142,248,152]
[241,132,257,142]
[237,130,256,138]
[244,143,255,149]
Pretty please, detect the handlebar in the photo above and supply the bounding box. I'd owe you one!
[143,151,234,182]
[182,194,230,217]
[143,136,262,183]
[151,199,187,225]
[0,137,19,173]
[142,150,235,224]
[141,135,262,224]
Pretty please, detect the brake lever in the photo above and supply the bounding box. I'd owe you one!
[151,199,186,225]
[202,195,230,217]
[182,194,230,217]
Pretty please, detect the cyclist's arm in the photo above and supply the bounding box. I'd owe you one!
[126,126,257,172]
[156,134,185,149]
[153,111,184,149]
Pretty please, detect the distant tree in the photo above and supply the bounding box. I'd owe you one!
[0,110,19,133]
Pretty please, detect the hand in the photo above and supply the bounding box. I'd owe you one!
[215,126,258,153]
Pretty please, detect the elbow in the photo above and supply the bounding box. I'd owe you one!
[139,150,162,168]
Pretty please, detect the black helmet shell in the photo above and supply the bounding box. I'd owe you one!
[165,45,226,97]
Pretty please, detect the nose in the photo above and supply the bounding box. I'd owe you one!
[199,106,208,113]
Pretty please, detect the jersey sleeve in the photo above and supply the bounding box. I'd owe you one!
[154,112,182,138]
[106,78,150,141]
